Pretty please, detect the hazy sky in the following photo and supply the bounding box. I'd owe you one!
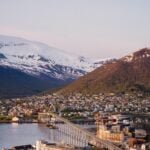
[0,0,150,58]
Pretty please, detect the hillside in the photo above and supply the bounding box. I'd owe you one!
[0,66,71,98]
[58,48,150,95]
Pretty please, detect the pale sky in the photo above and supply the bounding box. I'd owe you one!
[0,0,150,58]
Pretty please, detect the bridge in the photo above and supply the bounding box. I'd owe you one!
[38,112,122,150]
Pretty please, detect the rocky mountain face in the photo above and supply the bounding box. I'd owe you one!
[0,35,109,98]
[58,48,150,95]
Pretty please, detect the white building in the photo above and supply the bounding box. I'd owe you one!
[36,140,74,150]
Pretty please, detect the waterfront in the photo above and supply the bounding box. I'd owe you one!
[0,123,96,149]
[0,115,150,150]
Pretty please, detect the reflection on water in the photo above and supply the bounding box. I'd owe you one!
[11,123,19,127]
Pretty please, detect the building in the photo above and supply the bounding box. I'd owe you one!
[97,124,124,142]
[36,141,74,150]
[12,116,21,123]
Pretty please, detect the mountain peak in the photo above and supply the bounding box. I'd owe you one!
[121,48,150,62]
[133,48,150,58]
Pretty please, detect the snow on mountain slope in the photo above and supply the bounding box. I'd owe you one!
[0,35,109,80]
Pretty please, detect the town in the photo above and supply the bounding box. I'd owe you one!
[0,92,149,122]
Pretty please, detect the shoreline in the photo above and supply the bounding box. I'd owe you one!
[0,120,39,124]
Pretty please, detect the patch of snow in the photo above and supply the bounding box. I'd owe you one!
[146,53,150,57]
[122,54,134,62]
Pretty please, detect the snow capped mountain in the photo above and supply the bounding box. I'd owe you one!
[0,35,109,80]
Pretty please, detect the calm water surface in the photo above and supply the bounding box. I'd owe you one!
[0,123,50,149]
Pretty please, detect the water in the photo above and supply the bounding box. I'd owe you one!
[0,123,96,149]
[0,123,50,149]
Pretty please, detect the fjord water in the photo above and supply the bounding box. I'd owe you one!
[0,123,50,149]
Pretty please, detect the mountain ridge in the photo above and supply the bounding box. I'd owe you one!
[57,48,150,95]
